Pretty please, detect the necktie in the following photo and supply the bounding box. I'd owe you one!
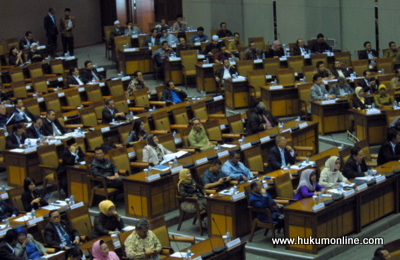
[56,225,70,246]
[91,70,99,81]
[52,122,62,136]
[280,149,286,167]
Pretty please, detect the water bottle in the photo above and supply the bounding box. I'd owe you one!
[200,90,205,99]
[77,126,82,133]
[31,209,36,219]
[241,135,245,143]
[306,156,310,164]
[173,131,177,139]
[296,115,301,121]
[152,105,156,112]
[287,164,291,170]
[67,52,70,57]
[174,156,178,165]
[196,49,199,55]
[120,71,124,77]
[394,101,398,109]
[187,249,192,260]
[217,143,221,150]
[233,184,238,194]
[262,53,265,59]
[368,168,371,176]
[372,102,375,109]
[148,166,152,175]
[70,194,75,205]
[235,72,239,78]
[205,58,209,64]
[339,182,344,194]
[281,122,285,129]
[1,185,5,193]
[129,111,134,120]
[382,68,385,74]
[226,230,231,242]
[5,218,10,228]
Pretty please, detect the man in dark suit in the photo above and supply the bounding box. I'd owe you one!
[266,135,296,173]
[142,28,160,47]
[377,128,400,165]
[358,69,378,94]
[246,100,280,135]
[358,41,379,64]
[6,124,26,149]
[0,105,10,128]
[43,7,58,49]
[0,229,23,260]
[331,60,351,79]
[66,67,86,88]
[57,138,85,196]
[45,210,80,249]
[12,98,35,123]
[292,38,309,56]
[0,198,19,222]
[160,80,188,104]
[42,109,66,136]
[19,31,34,50]
[26,116,45,139]
[102,98,126,124]
[310,33,332,54]
[80,60,103,83]
[214,59,237,84]
[343,147,369,179]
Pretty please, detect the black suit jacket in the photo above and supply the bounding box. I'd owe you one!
[143,35,160,47]
[6,133,27,149]
[332,68,351,79]
[161,89,188,103]
[109,28,124,42]
[266,146,296,173]
[44,14,58,36]
[19,37,34,50]
[343,156,368,179]
[42,118,66,136]
[246,111,279,135]
[66,75,86,88]
[80,68,103,83]
[359,49,379,62]
[102,107,125,124]
[26,125,43,139]
[21,189,48,212]
[352,96,371,110]
[0,241,23,260]
[310,41,332,53]
[292,45,309,56]
[358,78,378,94]
[215,66,237,80]
[11,108,35,123]
[44,220,79,247]
[377,141,400,165]
[57,147,85,177]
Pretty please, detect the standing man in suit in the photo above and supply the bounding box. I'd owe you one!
[26,116,45,139]
[358,41,378,65]
[331,61,351,79]
[6,124,26,149]
[214,59,237,84]
[12,98,35,123]
[246,100,280,135]
[292,38,309,56]
[102,99,125,124]
[42,109,66,136]
[45,210,80,249]
[142,28,160,47]
[19,31,34,50]
[0,229,23,260]
[60,8,75,55]
[266,135,296,173]
[80,60,103,83]
[343,147,369,179]
[377,128,400,165]
[44,7,58,50]
[358,69,378,94]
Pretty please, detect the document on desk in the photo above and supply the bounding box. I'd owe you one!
[220,144,237,148]
[355,176,375,181]
[169,252,188,258]
[160,151,188,165]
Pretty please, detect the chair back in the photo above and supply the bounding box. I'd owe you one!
[158,134,177,152]
[315,155,330,178]
[149,216,171,251]
[0,40,5,56]
[5,38,19,51]
[85,84,103,101]
[85,129,104,151]
[133,88,150,107]
[109,147,132,175]
[243,146,264,172]
[43,92,62,112]
[37,145,59,168]
[194,163,211,186]
[248,37,265,51]
[274,172,294,198]
[227,114,245,134]
[181,50,197,73]
[310,53,328,67]
[302,65,315,82]
[297,82,313,108]
[203,120,222,142]
[79,106,98,127]
[263,58,280,76]
[103,25,114,43]
[334,51,352,68]
[107,79,124,96]
[352,59,369,77]
[355,139,373,162]
[12,80,28,98]
[155,85,164,101]
[348,93,355,109]
[50,59,65,74]
[385,109,400,127]
[132,141,147,161]
[339,146,352,170]
[376,57,394,74]
[9,67,25,82]
[113,94,129,114]
[247,70,266,94]
[287,56,305,73]
[191,101,209,121]
[152,110,171,131]
[236,60,254,76]
[7,186,25,212]
[118,123,132,144]
[277,68,295,85]
[89,100,105,120]
[181,127,192,147]
[238,46,247,60]
[171,106,189,125]
[23,97,41,115]
[64,88,82,108]
[28,63,44,78]
[65,204,92,238]
[31,76,48,94]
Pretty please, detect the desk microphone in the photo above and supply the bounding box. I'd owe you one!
[141,96,149,107]
[161,121,167,131]
[200,233,216,259]
[130,206,138,223]
[211,217,227,253]
[171,235,185,258]
[84,222,92,240]
[182,114,188,125]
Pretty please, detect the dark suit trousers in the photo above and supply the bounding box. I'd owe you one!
[47,35,58,49]
[61,36,74,55]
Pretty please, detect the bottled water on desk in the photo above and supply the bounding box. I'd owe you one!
[233,184,238,194]
[371,102,375,109]
[152,105,156,112]
[174,157,178,165]
[262,53,265,59]
[5,218,9,228]
[226,230,231,242]
[173,131,177,139]
[1,185,5,192]
[70,194,75,205]
[382,68,385,74]
[339,183,344,194]
[394,101,398,109]
[186,249,192,260]
[148,166,152,175]
[31,209,36,219]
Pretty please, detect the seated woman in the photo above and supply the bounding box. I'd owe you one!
[9,46,24,66]
[126,119,148,146]
[353,86,371,110]
[319,156,351,188]
[266,40,285,58]
[178,169,207,212]
[92,200,125,239]
[14,227,47,260]
[21,177,49,212]
[142,134,172,166]
[92,239,120,260]
[374,84,392,108]
[293,169,325,200]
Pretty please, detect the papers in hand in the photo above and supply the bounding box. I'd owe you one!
[159,151,188,165]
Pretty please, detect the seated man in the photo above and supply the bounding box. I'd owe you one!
[377,128,400,165]
[66,67,86,88]
[228,32,243,52]
[57,138,85,195]
[160,80,187,104]
[217,22,233,39]
[358,69,378,94]
[0,229,23,260]
[101,98,126,124]
[189,27,209,43]
[19,31,34,50]
[213,45,233,64]
[214,59,237,84]
[172,14,187,32]
[154,19,169,33]
[80,60,103,83]
[125,218,161,259]
[26,116,45,139]
[246,100,280,135]
[310,74,335,101]
[27,43,43,63]
[109,20,124,43]
[384,41,400,70]
[222,150,254,181]
[44,210,80,249]
[243,41,262,60]
[331,60,350,78]
[313,61,334,80]
[6,124,26,149]
[358,41,378,65]
[0,196,18,222]
[90,147,123,189]
[142,28,160,47]
[12,98,35,123]
[124,21,141,36]
[153,40,175,67]
[159,29,178,46]
[372,247,391,260]
[42,109,66,136]
[202,35,222,55]
[249,180,284,226]
[292,38,309,56]
[310,33,332,54]
[127,70,150,96]
[390,68,400,91]
[329,76,354,96]
[0,105,9,127]
[202,159,231,191]
[266,135,296,173]
[343,147,369,179]
[188,117,215,151]
[175,37,193,57]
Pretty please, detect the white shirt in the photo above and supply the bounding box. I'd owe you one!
[74,75,84,85]
[390,141,396,154]
[222,67,231,79]
[336,69,345,78]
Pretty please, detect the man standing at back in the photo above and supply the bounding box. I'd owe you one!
[60,8,75,55]
[44,7,58,50]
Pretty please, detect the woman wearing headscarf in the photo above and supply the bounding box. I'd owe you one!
[91,239,120,260]
[266,40,285,58]
[293,169,325,200]
[14,228,47,260]
[92,200,125,239]
[374,84,392,108]
[319,156,351,188]
[178,169,207,211]
[142,134,172,166]
[353,86,371,110]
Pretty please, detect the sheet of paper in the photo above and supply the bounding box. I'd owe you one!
[220,144,237,148]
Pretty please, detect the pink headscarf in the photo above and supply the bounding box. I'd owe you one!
[92,240,120,260]
[271,40,281,51]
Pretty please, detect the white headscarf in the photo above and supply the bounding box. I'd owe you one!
[295,169,316,192]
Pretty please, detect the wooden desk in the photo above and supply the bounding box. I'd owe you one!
[117,49,152,75]
[67,165,89,204]
[260,85,299,117]
[196,64,217,93]
[224,79,249,110]
[351,109,387,146]
[311,100,350,135]
[164,58,183,85]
